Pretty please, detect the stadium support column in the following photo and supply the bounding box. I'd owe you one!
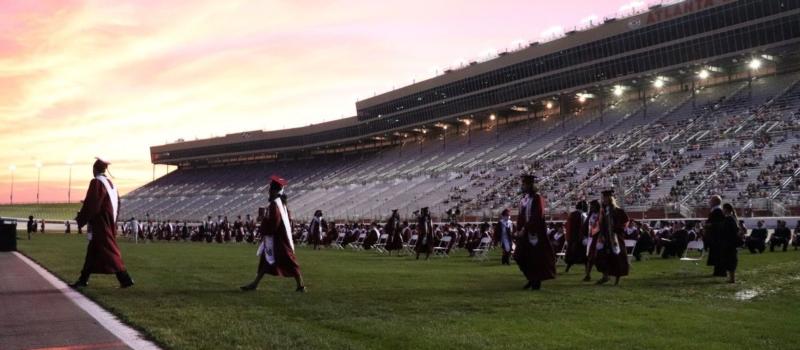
[691,80,696,108]
[559,94,565,129]
[527,113,531,135]
[641,86,647,119]
[442,127,447,151]
[600,93,605,124]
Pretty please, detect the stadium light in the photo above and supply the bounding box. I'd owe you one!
[698,69,710,80]
[613,85,625,97]
[464,119,472,126]
[749,58,762,70]
[653,77,665,89]
[489,114,496,121]
[545,101,554,109]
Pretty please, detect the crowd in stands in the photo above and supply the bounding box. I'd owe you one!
[120,72,800,223]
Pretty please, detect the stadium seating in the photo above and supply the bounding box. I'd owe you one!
[121,71,800,222]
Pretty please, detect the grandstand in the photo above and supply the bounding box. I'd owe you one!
[121,0,800,222]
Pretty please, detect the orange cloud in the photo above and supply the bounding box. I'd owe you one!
[0,0,622,203]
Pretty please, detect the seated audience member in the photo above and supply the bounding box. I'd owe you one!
[770,220,791,252]
[746,221,767,254]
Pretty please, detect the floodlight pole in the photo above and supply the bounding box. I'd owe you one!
[9,170,14,206]
[67,164,72,204]
[36,166,41,204]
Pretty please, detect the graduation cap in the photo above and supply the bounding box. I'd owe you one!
[500,208,510,216]
[314,210,323,216]
[93,157,111,175]
[269,175,287,190]
[601,189,615,196]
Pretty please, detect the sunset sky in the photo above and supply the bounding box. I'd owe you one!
[0,0,654,203]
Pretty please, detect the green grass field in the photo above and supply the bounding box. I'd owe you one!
[16,233,800,350]
[0,203,81,221]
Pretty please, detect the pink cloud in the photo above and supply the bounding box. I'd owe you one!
[0,0,629,203]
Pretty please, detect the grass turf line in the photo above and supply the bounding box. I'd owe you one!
[0,203,81,221]
[16,233,800,350]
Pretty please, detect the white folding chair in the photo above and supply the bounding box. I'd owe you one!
[624,239,637,262]
[471,237,493,261]
[403,234,418,255]
[350,233,367,250]
[433,236,453,257]
[556,242,567,266]
[297,231,309,246]
[333,232,346,249]
[374,234,389,253]
[681,240,705,261]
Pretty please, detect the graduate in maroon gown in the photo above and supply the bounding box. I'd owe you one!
[564,201,588,273]
[415,207,434,260]
[70,158,134,289]
[241,176,306,292]
[595,190,630,286]
[514,175,556,291]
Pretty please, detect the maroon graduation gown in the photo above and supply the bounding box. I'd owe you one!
[595,206,630,277]
[514,194,556,282]
[76,177,126,274]
[257,201,301,277]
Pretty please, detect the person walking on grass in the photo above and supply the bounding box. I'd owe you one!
[70,157,134,289]
[514,174,556,291]
[241,175,306,293]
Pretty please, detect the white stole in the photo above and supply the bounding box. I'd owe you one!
[95,175,119,223]
[88,175,118,241]
[500,218,512,252]
[256,197,294,264]
[275,197,294,252]
[521,195,537,246]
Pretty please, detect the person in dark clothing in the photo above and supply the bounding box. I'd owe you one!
[662,221,689,259]
[746,221,767,254]
[705,195,727,277]
[26,215,34,240]
[770,220,791,252]
[719,203,739,283]
[564,201,588,272]
[793,221,800,250]
[632,222,655,261]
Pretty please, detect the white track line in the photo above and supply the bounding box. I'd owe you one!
[13,252,161,350]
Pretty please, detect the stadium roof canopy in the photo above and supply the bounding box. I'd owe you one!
[151,0,800,167]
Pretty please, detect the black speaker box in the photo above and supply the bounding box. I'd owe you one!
[0,218,17,252]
